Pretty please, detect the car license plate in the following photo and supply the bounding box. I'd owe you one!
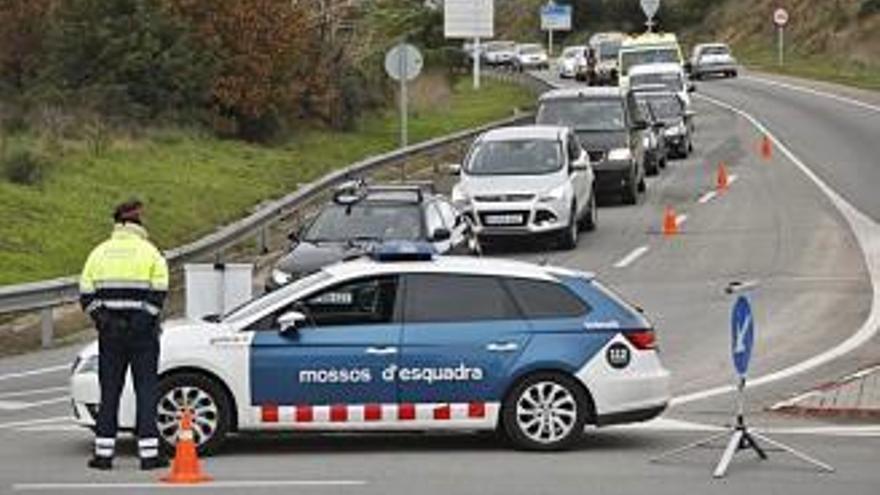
[484,214,523,226]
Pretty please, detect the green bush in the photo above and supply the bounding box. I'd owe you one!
[1,148,51,186]
[859,0,880,18]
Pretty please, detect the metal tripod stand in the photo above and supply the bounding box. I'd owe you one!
[651,378,835,478]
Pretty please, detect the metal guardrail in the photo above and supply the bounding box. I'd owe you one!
[0,71,554,347]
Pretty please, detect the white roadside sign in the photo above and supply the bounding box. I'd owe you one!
[444,0,494,38]
[641,0,661,20]
[773,8,789,27]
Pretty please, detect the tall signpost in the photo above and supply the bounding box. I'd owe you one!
[774,8,789,66]
[651,280,835,478]
[444,0,494,90]
[640,0,661,32]
[540,2,572,57]
[384,43,423,149]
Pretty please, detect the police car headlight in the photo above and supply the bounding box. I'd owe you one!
[75,354,99,375]
[608,148,632,162]
[664,123,686,137]
[540,183,567,203]
[451,186,470,208]
[271,269,292,287]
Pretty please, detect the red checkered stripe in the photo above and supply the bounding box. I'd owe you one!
[259,402,493,424]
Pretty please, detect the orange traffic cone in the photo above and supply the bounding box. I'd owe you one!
[760,135,773,161]
[662,206,678,237]
[160,410,212,484]
[716,162,729,192]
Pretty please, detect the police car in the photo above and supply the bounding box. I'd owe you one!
[70,244,670,453]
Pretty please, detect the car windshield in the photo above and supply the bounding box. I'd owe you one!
[223,270,332,323]
[537,99,626,132]
[621,48,679,73]
[466,140,562,176]
[702,45,730,56]
[637,94,683,121]
[304,203,423,242]
[563,47,583,58]
[631,72,683,92]
[487,42,515,52]
[599,41,621,60]
[521,45,543,55]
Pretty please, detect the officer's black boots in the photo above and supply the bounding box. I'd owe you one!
[140,456,170,471]
[87,456,113,470]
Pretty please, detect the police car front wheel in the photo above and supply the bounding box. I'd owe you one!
[502,372,591,451]
[156,373,232,456]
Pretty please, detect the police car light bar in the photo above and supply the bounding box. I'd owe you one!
[370,241,436,262]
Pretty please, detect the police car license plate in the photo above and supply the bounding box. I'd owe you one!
[484,214,523,226]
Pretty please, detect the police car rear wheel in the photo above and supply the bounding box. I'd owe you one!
[156,373,231,456]
[502,373,589,451]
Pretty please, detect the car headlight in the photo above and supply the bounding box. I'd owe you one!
[451,186,470,207]
[540,183,568,203]
[664,123,686,137]
[75,354,98,375]
[271,269,292,287]
[608,148,633,161]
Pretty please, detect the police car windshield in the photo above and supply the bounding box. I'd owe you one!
[305,203,423,242]
[637,94,683,121]
[538,99,626,132]
[466,140,563,176]
[223,270,331,323]
[631,72,683,92]
[621,48,678,74]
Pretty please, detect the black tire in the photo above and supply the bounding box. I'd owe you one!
[637,169,647,193]
[156,372,232,456]
[579,191,597,232]
[659,155,668,169]
[501,372,591,451]
[557,204,578,250]
[622,170,639,205]
[646,157,659,176]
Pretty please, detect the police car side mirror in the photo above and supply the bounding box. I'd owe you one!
[431,228,452,242]
[278,311,307,334]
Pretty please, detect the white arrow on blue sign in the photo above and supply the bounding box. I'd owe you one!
[731,295,755,377]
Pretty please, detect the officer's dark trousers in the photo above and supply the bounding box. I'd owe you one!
[94,311,160,458]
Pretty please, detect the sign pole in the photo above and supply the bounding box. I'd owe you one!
[548,29,554,57]
[400,50,408,148]
[651,280,835,478]
[778,26,784,66]
[473,37,481,90]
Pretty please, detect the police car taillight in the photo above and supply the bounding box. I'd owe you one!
[624,330,656,350]
[370,241,435,262]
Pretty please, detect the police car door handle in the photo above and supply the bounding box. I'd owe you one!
[486,342,519,352]
[365,346,398,355]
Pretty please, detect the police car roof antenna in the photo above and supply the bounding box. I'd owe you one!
[650,280,835,478]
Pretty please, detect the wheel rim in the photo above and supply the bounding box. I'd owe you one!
[157,385,219,447]
[516,381,578,445]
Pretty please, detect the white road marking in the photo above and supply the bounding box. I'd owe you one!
[0,416,70,431]
[675,214,688,226]
[0,365,69,383]
[0,400,29,411]
[14,424,81,433]
[698,191,717,204]
[0,396,68,411]
[0,386,68,399]
[609,417,724,432]
[12,480,368,491]
[672,94,880,406]
[613,246,650,269]
[728,174,738,185]
[741,75,880,114]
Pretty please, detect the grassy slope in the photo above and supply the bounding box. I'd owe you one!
[680,0,880,90]
[0,77,533,285]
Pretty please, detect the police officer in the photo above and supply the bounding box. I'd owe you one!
[79,199,169,471]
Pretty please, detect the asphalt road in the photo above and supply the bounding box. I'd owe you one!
[0,70,878,493]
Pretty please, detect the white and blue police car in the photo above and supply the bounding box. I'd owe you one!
[70,243,670,453]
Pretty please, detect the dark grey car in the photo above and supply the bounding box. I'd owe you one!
[536,87,649,205]
[267,183,476,291]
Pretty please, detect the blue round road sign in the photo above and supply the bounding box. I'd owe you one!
[731,295,755,376]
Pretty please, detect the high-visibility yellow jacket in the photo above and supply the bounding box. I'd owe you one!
[79,223,169,318]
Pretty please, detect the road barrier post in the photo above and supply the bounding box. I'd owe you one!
[40,307,53,348]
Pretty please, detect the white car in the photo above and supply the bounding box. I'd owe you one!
[482,41,517,67]
[558,46,586,79]
[71,245,670,453]
[627,63,694,110]
[451,126,596,249]
[513,43,550,72]
[689,43,738,79]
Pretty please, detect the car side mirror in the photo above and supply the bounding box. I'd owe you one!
[278,311,307,334]
[652,121,666,130]
[684,61,693,74]
[685,110,697,119]
[633,120,649,131]
[447,163,461,176]
[431,228,452,242]
[688,83,697,93]
[287,230,299,243]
